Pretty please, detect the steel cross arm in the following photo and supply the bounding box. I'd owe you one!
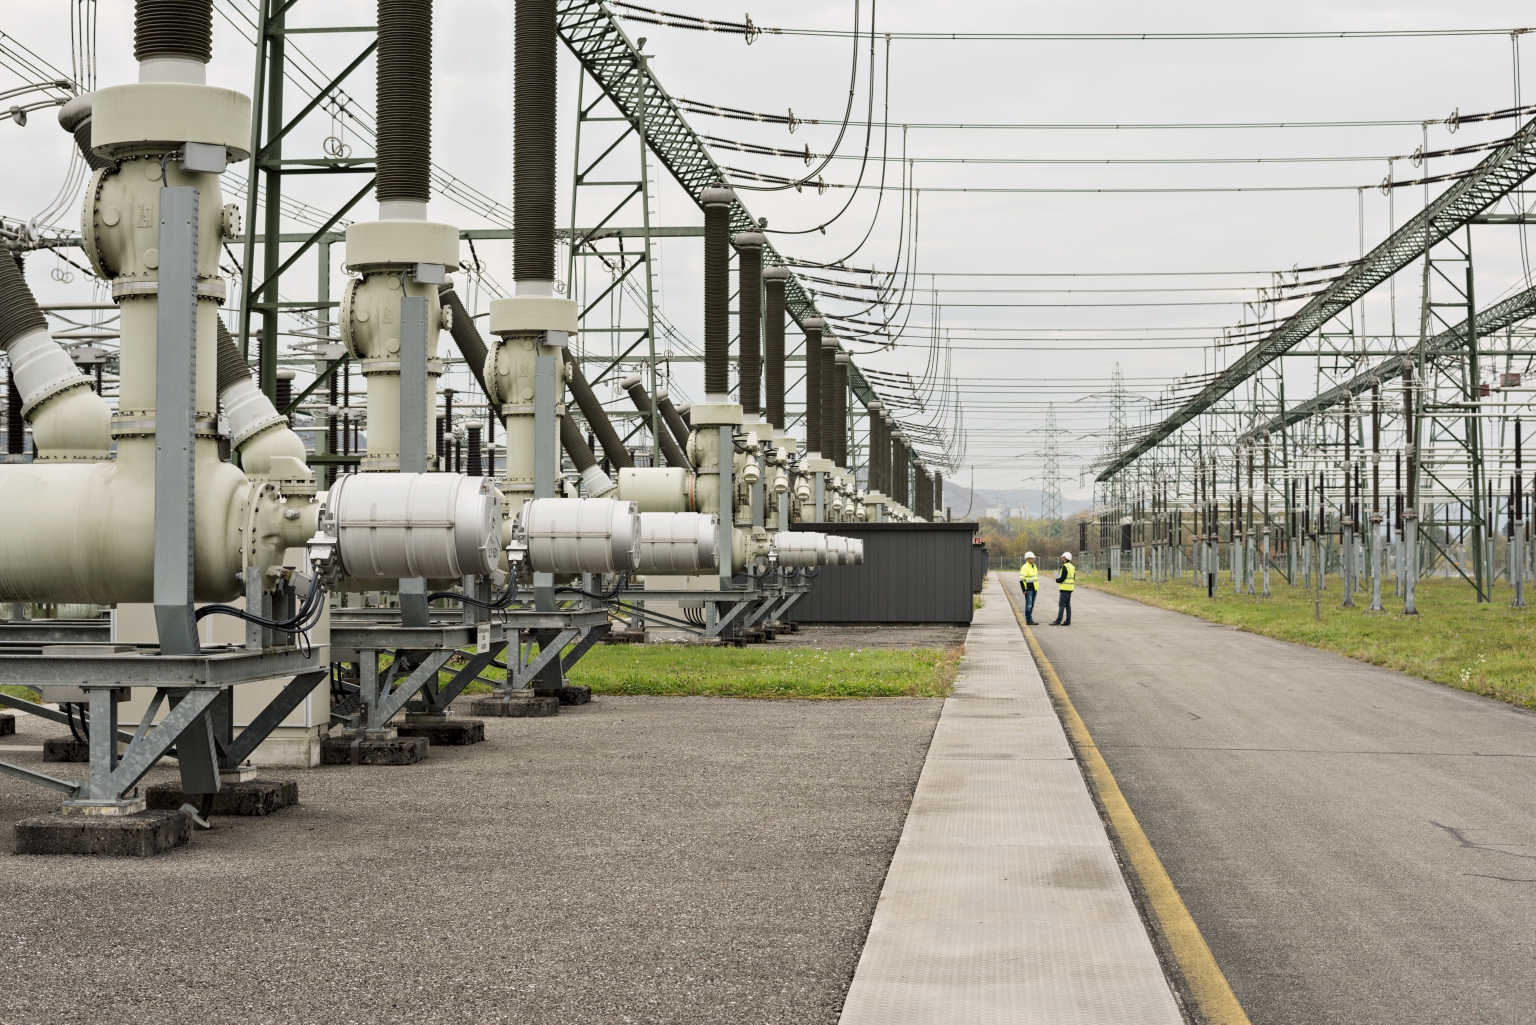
[379,650,456,722]
[283,353,348,414]
[0,691,138,744]
[249,176,376,300]
[1099,112,1536,483]
[510,627,581,689]
[554,0,888,414]
[223,669,327,766]
[559,624,609,675]
[0,760,79,796]
[256,40,378,162]
[1239,283,1536,444]
[702,597,754,638]
[409,642,508,712]
[110,687,221,798]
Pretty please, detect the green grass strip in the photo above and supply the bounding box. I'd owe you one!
[1083,574,1536,709]
[460,644,960,700]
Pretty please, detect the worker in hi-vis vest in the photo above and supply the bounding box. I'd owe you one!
[1049,552,1075,627]
[1018,551,1040,624]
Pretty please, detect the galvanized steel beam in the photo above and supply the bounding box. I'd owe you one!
[1100,112,1536,482]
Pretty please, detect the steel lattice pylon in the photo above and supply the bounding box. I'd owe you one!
[1101,111,1536,482]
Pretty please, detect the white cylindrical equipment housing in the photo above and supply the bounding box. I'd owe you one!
[774,531,828,567]
[845,537,865,565]
[637,512,718,573]
[327,472,501,579]
[518,497,641,573]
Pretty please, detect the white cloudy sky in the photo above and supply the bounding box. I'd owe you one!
[5,1,1536,506]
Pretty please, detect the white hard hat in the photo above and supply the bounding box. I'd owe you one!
[1024,551,1035,559]
[1061,551,1073,561]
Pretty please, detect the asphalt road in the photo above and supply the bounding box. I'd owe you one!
[1026,580,1536,1025]
[0,693,940,1025]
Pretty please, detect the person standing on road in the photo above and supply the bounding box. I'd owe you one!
[1019,551,1040,624]
[1049,551,1075,626]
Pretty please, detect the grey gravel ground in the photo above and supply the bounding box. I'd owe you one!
[0,694,940,1025]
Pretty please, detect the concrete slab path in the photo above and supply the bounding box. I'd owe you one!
[839,575,1183,1024]
[1032,581,1536,1025]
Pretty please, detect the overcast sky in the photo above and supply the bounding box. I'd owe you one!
[6,1,1536,509]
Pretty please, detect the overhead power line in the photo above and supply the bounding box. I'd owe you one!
[610,7,1535,43]
[677,97,1536,131]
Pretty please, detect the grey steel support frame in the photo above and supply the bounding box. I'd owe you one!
[488,609,610,693]
[1102,110,1536,484]
[554,0,905,479]
[0,646,326,809]
[719,425,735,591]
[239,0,378,400]
[153,187,202,657]
[534,332,564,612]
[398,296,430,626]
[329,618,506,729]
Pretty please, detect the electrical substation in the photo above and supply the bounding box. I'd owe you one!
[4,3,1536,1023]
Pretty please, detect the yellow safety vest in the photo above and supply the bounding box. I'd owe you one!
[1060,562,1076,591]
[1019,562,1038,589]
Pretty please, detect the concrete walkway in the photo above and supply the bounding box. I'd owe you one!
[839,575,1183,1024]
[1033,582,1536,1025]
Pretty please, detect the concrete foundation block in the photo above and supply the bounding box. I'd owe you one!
[43,736,89,762]
[14,809,189,857]
[561,685,592,705]
[144,780,298,816]
[0,713,14,737]
[534,685,592,706]
[469,694,560,717]
[320,733,429,766]
[396,718,485,745]
[247,733,323,768]
[601,630,647,644]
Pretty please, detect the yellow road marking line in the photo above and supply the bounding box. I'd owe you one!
[1003,585,1252,1025]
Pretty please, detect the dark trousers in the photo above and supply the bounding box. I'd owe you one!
[1053,590,1073,625]
[1022,585,1037,621]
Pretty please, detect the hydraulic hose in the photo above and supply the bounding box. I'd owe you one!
[833,351,848,468]
[560,412,599,471]
[376,0,433,206]
[864,404,880,493]
[654,390,692,453]
[195,578,325,633]
[57,96,112,171]
[134,0,213,63]
[0,251,47,351]
[438,285,491,401]
[735,231,764,417]
[763,266,788,430]
[802,318,824,455]
[554,572,628,601]
[514,0,558,282]
[821,337,838,468]
[621,374,690,470]
[428,576,519,611]
[566,359,633,469]
[701,187,734,397]
[215,317,251,393]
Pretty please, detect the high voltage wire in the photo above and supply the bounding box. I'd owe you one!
[721,170,1473,194]
[610,7,1533,42]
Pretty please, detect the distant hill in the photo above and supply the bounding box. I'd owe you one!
[937,482,1091,521]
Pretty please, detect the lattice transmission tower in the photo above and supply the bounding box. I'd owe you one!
[1042,404,1063,521]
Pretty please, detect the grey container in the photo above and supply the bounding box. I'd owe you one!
[972,543,989,593]
[787,522,978,625]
